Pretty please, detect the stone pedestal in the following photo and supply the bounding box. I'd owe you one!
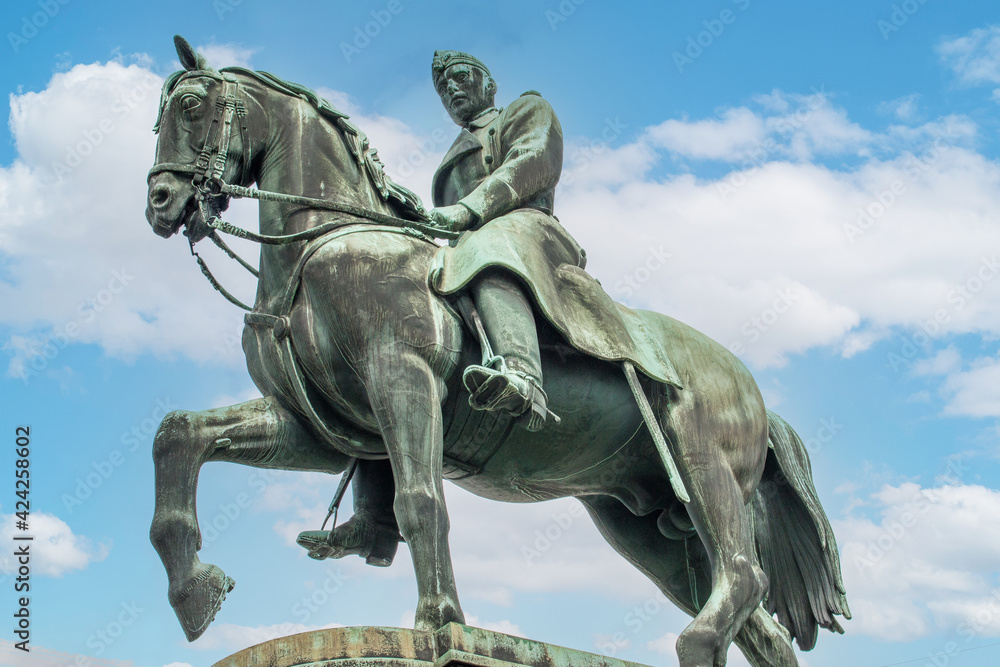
[211,623,651,667]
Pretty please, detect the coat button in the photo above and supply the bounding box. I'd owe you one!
[488,128,496,135]
[485,155,494,164]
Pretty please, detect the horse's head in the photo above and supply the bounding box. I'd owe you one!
[146,36,256,242]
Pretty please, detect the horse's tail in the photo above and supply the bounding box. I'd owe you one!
[747,410,851,651]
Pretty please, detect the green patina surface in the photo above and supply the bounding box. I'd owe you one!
[212,623,651,667]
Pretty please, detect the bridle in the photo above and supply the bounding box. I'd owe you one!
[148,69,457,310]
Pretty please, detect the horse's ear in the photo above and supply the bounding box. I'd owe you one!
[174,35,198,70]
[173,35,213,71]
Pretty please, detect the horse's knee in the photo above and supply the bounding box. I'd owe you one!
[150,509,199,550]
[152,410,197,462]
[393,489,448,541]
[734,553,768,604]
[715,552,767,611]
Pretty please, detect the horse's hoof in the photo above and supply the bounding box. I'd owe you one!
[168,563,235,642]
[414,595,465,632]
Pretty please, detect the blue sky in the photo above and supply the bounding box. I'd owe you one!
[2,1,1000,665]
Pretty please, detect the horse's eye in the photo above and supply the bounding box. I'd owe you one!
[180,94,201,115]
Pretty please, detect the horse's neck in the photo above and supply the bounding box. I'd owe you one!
[252,93,394,308]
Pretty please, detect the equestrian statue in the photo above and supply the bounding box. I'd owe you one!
[145,36,850,667]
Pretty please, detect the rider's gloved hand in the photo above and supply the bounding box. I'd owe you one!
[429,204,476,233]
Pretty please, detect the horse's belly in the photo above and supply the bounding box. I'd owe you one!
[449,351,665,506]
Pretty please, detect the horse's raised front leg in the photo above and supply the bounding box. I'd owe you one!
[365,350,464,631]
[149,396,351,641]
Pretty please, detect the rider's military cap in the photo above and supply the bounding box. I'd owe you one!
[432,50,491,83]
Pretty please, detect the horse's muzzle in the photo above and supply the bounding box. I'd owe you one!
[146,173,193,239]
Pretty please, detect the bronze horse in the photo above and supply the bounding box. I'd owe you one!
[145,37,849,667]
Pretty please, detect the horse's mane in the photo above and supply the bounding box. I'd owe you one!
[153,66,426,220]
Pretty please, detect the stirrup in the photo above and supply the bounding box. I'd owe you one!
[462,364,558,432]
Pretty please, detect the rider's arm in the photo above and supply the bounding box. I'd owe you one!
[458,94,563,226]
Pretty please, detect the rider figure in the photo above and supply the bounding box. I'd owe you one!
[298,50,565,565]
[428,49,560,431]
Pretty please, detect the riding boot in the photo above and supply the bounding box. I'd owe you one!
[464,269,549,431]
[296,459,401,566]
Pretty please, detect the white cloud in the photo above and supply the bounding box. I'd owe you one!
[0,59,262,381]
[557,111,1000,368]
[6,59,1000,387]
[646,631,678,658]
[834,483,1000,642]
[0,61,432,383]
[938,25,1000,86]
[314,86,449,199]
[443,486,659,605]
[193,621,343,651]
[163,663,195,667]
[464,614,524,637]
[913,346,962,377]
[645,89,870,164]
[210,386,263,409]
[196,43,256,69]
[0,512,108,577]
[940,356,1000,418]
[646,107,766,161]
[0,641,130,667]
[878,94,921,122]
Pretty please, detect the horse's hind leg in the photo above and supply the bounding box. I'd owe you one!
[581,495,797,667]
[149,396,350,641]
[664,394,772,666]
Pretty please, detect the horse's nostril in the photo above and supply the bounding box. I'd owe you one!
[150,185,171,208]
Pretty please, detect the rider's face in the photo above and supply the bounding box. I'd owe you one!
[436,64,495,125]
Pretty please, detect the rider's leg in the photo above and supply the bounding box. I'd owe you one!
[466,268,548,430]
[472,269,542,382]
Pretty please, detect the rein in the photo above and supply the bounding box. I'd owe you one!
[149,70,458,311]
